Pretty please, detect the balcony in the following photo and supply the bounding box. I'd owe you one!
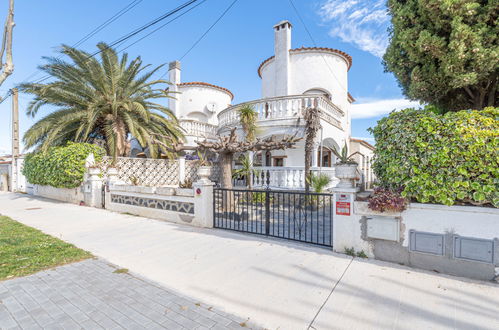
[217,94,344,131]
[234,166,339,190]
[179,119,218,140]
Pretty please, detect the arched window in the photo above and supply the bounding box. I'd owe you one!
[186,111,208,122]
[304,88,331,101]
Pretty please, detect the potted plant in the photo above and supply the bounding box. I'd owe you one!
[196,151,212,183]
[331,142,359,188]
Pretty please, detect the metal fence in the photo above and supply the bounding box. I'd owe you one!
[213,188,333,247]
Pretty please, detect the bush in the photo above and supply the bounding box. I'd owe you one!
[368,187,408,213]
[369,107,498,207]
[23,142,106,189]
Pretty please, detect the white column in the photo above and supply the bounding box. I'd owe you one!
[273,21,292,97]
[312,144,319,168]
[178,157,186,184]
[84,167,103,208]
[168,61,181,118]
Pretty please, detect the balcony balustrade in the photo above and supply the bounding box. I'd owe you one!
[179,119,218,140]
[218,94,344,130]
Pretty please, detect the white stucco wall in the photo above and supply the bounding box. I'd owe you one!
[261,52,348,102]
[342,201,499,254]
[31,184,85,205]
[400,203,499,245]
[260,51,350,137]
[177,85,232,126]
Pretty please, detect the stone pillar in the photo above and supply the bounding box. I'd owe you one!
[168,61,181,118]
[331,187,372,256]
[178,157,186,185]
[193,179,215,228]
[312,144,319,168]
[84,167,103,208]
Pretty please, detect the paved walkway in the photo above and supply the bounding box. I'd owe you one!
[1,192,499,330]
[0,259,249,330]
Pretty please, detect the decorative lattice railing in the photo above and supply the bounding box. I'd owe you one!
[101,157,180,186]
[100,157,221,187]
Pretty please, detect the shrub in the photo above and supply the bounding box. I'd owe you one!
[308,173,332,193]
[23,142,106,189]
[368,187,408,213]
[369,107,499,207]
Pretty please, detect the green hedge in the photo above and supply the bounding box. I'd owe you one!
[22,142,106,189]
[369,107,498,207]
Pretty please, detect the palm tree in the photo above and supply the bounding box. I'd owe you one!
[239,104,258,142]
[304,107,321,193]
[238,104,258,188]
[233,154,259,190]
[20,43,183,160]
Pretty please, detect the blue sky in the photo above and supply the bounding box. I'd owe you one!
[0,0,419,155]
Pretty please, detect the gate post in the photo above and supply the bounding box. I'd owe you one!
[331,187,373,256]
[193,179,215,228]
[331,187,359,252]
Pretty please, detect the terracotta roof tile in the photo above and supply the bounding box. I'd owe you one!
[347,92,356,103]
[350,138,375,150]
[178,82,234,100]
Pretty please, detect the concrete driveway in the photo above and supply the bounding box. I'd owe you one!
[1,192,498,330]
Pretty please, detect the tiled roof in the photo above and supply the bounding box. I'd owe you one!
[178,82,234,100]
[350,138,375,150]
[258,47,353,78]
[347,92,356,103]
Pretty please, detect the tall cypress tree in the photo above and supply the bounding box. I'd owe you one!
[383,0,498,112]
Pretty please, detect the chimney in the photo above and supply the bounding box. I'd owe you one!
[274,20,292,96]
[168,61,181,117]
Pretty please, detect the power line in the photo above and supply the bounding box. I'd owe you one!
[31,0,202,85]
[179,0,240,61]
[0,90,12,105]
[91,0,200,56]
[118,0,209,53]
[20,0,144,85]
[72,0,144,49]
[158,0,240,79]
[287,0,348,94]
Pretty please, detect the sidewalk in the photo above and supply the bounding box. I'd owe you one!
[0,259,250,330]
[1,192,498,330]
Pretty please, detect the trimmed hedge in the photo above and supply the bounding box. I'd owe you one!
[369,107,498,207]
[22,142,106,189]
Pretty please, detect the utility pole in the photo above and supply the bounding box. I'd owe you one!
[11,88,19,191]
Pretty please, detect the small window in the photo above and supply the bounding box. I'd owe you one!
[273,157,284,167]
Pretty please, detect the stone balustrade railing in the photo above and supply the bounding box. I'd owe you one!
[180,119,218,139]
[234,166,338,190]
[218,94,344,129]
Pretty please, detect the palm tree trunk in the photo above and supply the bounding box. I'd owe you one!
[304,140,312,193]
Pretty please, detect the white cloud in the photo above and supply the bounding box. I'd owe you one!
[351,98,421,119]
[0,146,9,155]
[318,0,390,58]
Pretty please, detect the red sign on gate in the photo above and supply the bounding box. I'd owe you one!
[336,194,351,216]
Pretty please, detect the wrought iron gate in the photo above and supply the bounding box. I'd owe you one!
[213,188,333,247]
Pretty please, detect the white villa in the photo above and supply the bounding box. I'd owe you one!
[134,20,375,189]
